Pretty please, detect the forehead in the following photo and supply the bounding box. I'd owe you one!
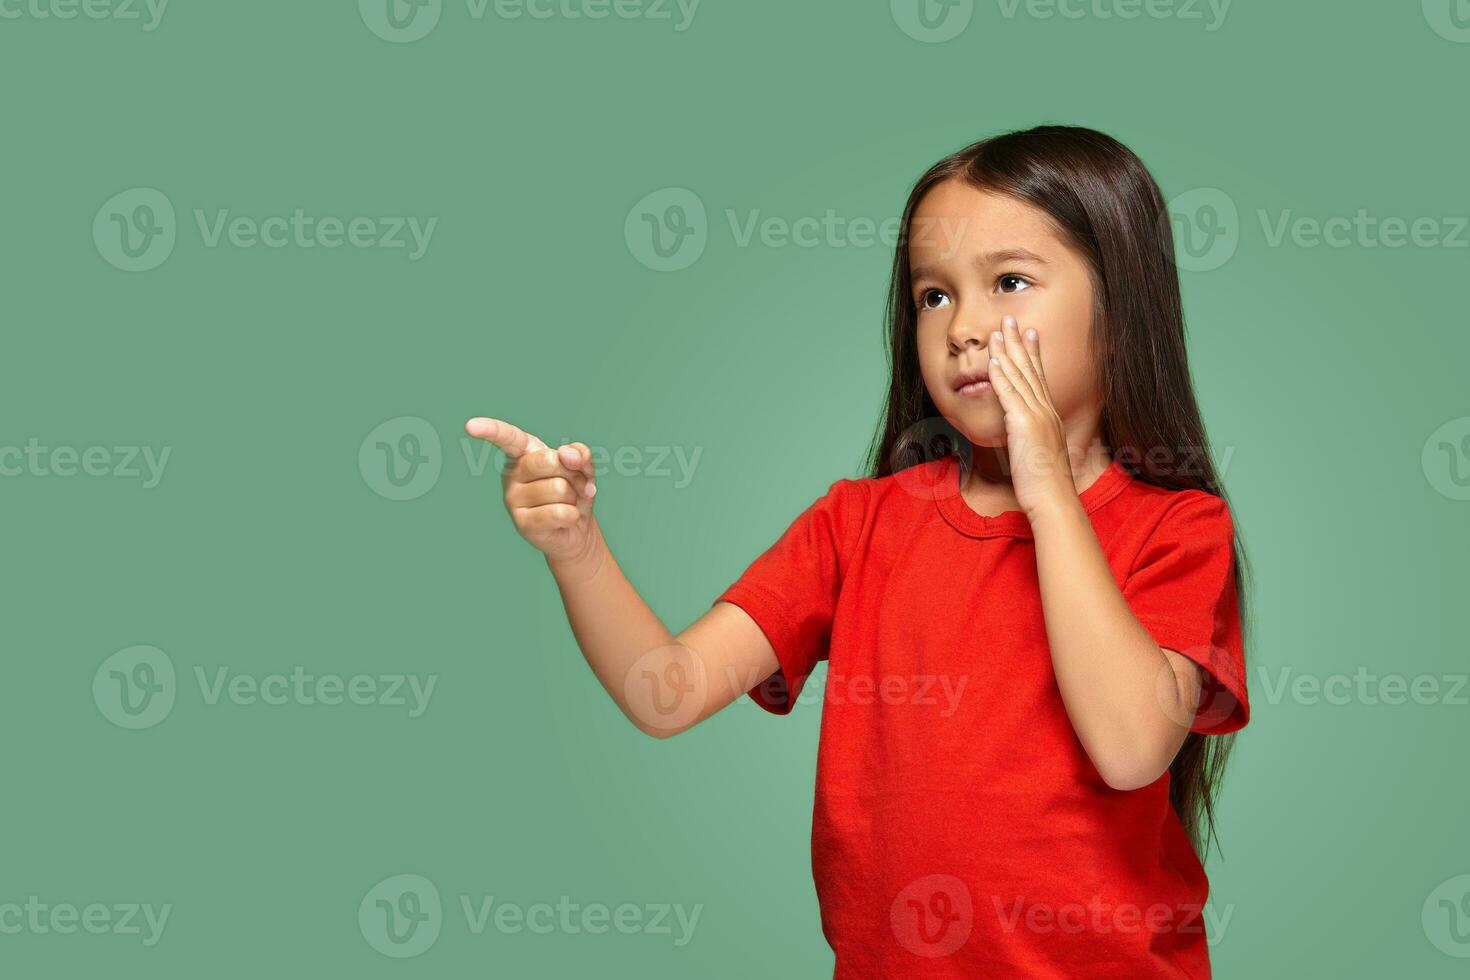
[908,179,1064,264]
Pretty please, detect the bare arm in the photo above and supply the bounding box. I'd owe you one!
[1032,496,1202,791]
[984,316,1202,792]
[466,416,778,738]
[546,527,778,737]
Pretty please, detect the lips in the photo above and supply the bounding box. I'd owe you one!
[952,366,989,391]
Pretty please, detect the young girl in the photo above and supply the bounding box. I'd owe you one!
[466,125,1252,979]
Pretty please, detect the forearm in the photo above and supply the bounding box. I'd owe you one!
[543,517,683,732]
[1030,498,1191,788]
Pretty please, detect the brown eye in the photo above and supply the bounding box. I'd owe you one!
[917,288,950,312]
[997,274,1031,294]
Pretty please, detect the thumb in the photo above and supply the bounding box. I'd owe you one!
[557,442,598,505]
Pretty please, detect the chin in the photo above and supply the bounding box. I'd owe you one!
[961,430,1007,449]
[941,405,1006,449]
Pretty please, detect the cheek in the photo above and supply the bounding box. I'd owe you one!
[1027,298,1093,381]
[916,344,958,406]
[1036,346,1098,410]
[916,324,948,371]
[1039,282,1095,342]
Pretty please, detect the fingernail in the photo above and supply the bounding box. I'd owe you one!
[1026,328,1037,340]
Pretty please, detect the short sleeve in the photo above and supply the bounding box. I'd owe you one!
[1122,492,1250,736]
[712,477,864,715]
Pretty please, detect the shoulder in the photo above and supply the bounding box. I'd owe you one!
[815,472,872,511]
[795,472,874,539]
[861,456,950,503]
[1152,487,1233,536]
[1111,478,1235,571]
[811,457,950,530]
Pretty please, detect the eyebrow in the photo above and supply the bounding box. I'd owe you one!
[910,247,1048,282]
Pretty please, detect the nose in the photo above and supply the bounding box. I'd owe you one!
[945,303,991,354]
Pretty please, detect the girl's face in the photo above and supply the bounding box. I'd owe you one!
[909,179,1100,449]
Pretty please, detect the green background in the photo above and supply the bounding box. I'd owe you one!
[4,0,1468,975]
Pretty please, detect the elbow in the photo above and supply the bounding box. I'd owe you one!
[624,710,692,740]
[1098,758,1167,792]
[1088,709,1194,792]
[1093,740,1175,792]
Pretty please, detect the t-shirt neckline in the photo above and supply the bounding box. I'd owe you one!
[932,454,1132,539]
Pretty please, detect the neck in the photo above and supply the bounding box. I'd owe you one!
[961,435,1113,496]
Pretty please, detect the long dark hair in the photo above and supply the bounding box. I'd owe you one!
[863,124,1251,862]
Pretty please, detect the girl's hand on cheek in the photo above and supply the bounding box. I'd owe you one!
[986,315,1076,522]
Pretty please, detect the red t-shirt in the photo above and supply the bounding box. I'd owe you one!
[713,453,1249,979]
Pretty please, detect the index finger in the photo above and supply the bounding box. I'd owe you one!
[464,416,547,457]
